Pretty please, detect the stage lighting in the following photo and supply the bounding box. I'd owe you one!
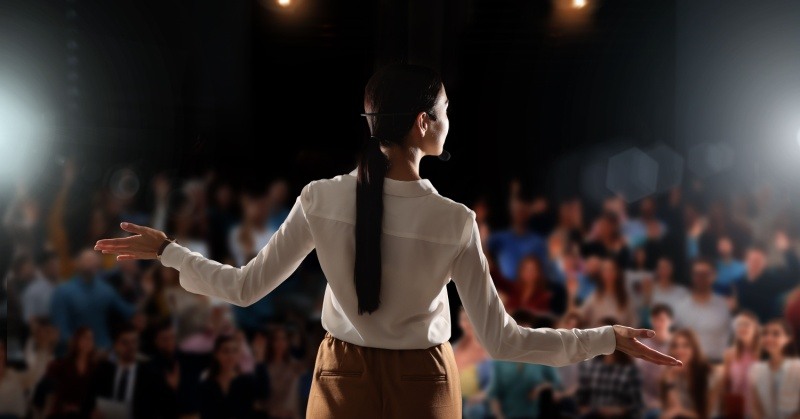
[573,0,587,9]
[277,0,291,7]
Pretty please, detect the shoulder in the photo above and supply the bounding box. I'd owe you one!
[298,173,356,212]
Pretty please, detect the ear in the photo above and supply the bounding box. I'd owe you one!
[415,111,429,136]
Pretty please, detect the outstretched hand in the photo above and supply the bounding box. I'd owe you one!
[94,222,168,260]
[613,325,682,367]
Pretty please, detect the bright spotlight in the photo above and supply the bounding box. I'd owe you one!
[573,0,587,8]
[277,0,291,7]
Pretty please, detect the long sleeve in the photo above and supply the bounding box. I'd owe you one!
[159,184,316,307]
[449,213,617,367]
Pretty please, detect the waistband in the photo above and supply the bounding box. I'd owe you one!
[323,331,450,352]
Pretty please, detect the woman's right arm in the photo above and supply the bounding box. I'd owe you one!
[449,212,680,367]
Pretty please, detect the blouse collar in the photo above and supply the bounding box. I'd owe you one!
[347,168,438,197]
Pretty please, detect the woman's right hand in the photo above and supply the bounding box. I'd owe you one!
[613,325,682,366]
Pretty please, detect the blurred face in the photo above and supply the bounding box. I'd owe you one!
[459,310,473,335]
[518,258,541,285]
[419,84,449,157]
[215,184,233,208]
[669,335,695,365]
[761,323,790,356]
[733,315,758,346]
[215,340,241,371]
[242,194,269,224]
[656,258,673,281]
[114,331,139,363]
[691,262,716,292]
[650,311,672,335]
[717,237,734,258]
[267,180,289,207]
[600,259,618,288]
[745,249,767,277]
[155,327,177,355]
[76,249,101,279]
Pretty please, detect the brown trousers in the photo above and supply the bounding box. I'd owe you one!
[305,332,463,418]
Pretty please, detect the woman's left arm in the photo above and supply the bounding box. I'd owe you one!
[96,184,316,307]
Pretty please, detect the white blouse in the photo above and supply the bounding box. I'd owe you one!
[160,168,616,366]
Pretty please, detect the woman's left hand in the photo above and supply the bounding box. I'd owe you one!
[94,222,168,260]
[613,325,683,366]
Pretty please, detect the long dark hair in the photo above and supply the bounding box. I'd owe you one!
[597,258,629,311]
[664,328,711,419]
[354,63,443,315]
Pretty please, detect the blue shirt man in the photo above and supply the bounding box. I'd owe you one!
[50,249,136,351]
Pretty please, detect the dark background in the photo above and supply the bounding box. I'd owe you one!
[2,0,800,232]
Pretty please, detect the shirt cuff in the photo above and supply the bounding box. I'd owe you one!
[159,241,190,270]
[587,325,617,357]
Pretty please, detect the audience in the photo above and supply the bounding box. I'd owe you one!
[487,310,562,419]
[504,255,566,315]
[4,161,800,418]
[733,236,800,323]
[580,258,637,328]
[719,310,760,418]
[637,304,673,418]
[198,334,270,419]
[749,319,800,419]
[488,192,548,281]
[673,258,732,363]
[648,257,689,315]
[660,328,714,419]
[49,249,137,352]
[39,327,98,419]
[576,317,643,418]
[453,307,493,419]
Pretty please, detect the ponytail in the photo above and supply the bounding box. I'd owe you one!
[354,63,443,315]
[354,136,389,315]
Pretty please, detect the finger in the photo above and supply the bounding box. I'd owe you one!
[95,237,137,248]
[120,222,148,235]
[633,328,657,339]
[116,252,156,260]
[634,344,682,366]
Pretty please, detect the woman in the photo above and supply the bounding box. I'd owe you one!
[198,335,269,419]
[719,310,760,418]
[749,319,800,419]
[263,326,305,419]
[505,254,566,316]
[660,329,713,419]
[40,327,97,419]
[94,63,679,418]
[581,258,638,328]
[452,307,493,419]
